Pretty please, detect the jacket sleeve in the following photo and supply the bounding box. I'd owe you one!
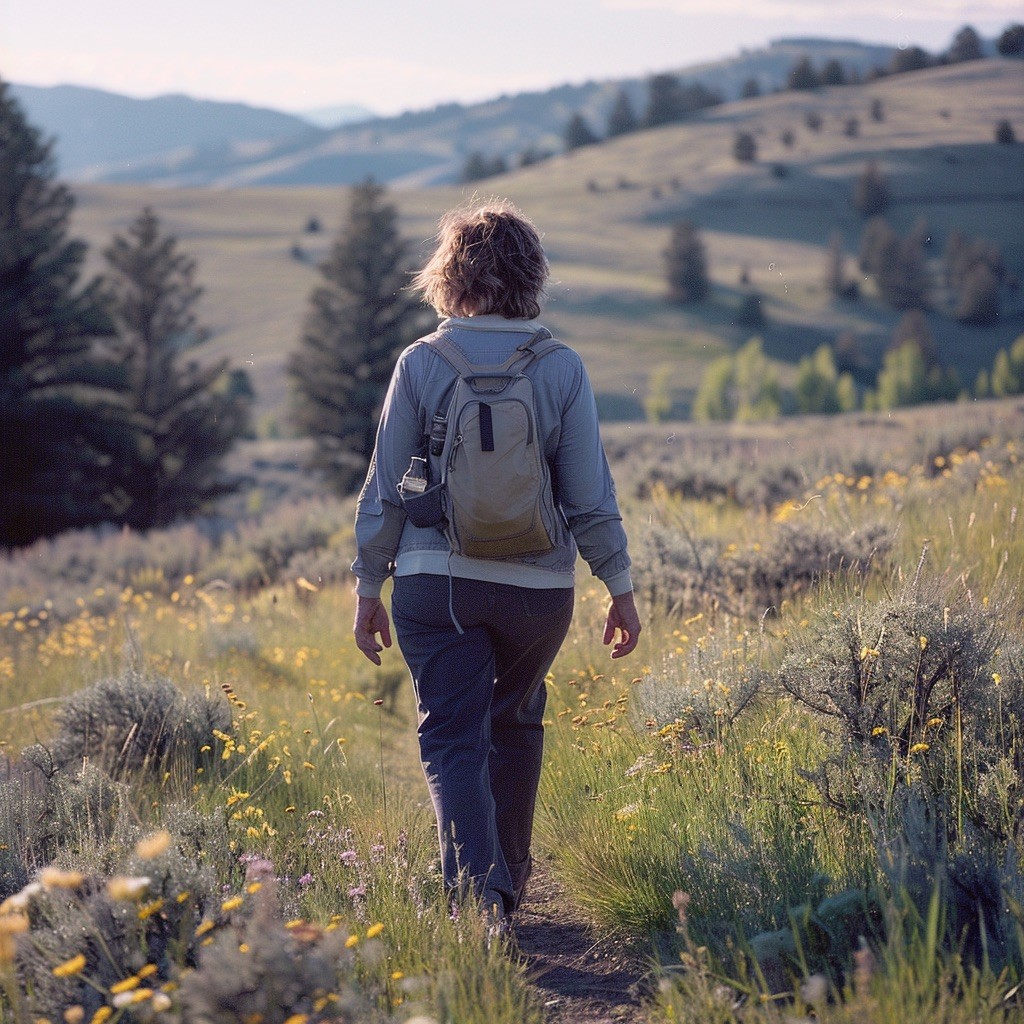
[551,355,633,596]
[351,350,424,598]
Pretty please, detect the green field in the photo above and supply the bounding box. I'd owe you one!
[69,59,1024,428]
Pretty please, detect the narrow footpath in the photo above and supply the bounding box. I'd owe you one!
[513,857,651,1024]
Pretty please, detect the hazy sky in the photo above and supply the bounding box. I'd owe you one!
[2,1,1019,115]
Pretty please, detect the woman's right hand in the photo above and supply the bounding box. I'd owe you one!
[354,595,393,665]
[603,591,641,659]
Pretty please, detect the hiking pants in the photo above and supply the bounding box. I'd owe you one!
[391,574,574,915]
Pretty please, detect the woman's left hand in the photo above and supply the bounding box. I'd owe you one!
[354,595,393,665]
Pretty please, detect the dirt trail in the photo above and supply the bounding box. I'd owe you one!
[513,857,651,1024]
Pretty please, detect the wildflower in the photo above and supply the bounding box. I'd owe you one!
[926,717,943,729]
[284,1016,309,1024]
[993,672,1002,685]
[348,885,366,898]
[195,919,215,937]
[135,830,172,859]
[151,993,172,1012]
[298,873,313,886]
[39,867,85,890]
[391,970,405,980]
[107,876,150,900]
[90,1010,114,1024]
[345,934,359,948]
[138,964,158,979]
[112,988,153,1008]
[220,896,244,912]
[53,953,87,977]
[246,882,263,894]
[366,922,384,939]
[138,899,164,921]
[340,850,358,864]
[859,646,880,661]
[110,976,141,994]
[871,726,888,737]
[910,742,930,754]
[64,1008,85,1024]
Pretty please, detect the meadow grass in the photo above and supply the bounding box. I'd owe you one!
[1,410,1023,1021]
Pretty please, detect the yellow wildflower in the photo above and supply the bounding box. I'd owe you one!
[63,1008,85,1024]
[195,919,215,936]
[366,922,384,939]
[110,976,141,995]
[284,1016,309,1024]
[39,867,86,890]
[910,742,930,754]
[871,726,888,737]
[106,876,150,900]
[52,953,87,977]
[220,896,244,913]
[135,830,172,860]
[345,934,359,948]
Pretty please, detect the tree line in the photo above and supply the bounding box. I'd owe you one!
[1,82,424,548]
[461,21,1024,184]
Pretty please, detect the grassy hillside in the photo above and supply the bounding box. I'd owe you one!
[69,60,1024,429]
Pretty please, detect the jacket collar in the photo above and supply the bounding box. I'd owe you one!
[439,315,543,333]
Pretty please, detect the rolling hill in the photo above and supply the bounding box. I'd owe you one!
[65,59,1024,428]
[15,38,896,187]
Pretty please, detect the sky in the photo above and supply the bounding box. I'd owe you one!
[2,1,1019,117]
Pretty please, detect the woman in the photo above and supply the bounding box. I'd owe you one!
[352,202,641,928]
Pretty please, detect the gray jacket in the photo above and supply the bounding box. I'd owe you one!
[352,315,632,598]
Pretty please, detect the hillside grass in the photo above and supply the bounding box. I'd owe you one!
[1,399,1023,1022]
[68,59,1024,429]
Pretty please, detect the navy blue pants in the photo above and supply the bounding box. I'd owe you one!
[391,574,574,915]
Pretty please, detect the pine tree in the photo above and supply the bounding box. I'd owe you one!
[100,208,251,528]
[606,89,638,137]
[0,80,131,547]
[820,59,847,86]
[664,220,710,304]
[733,131,757,163]
[564,112,599,151]
[787,56,819,91]
[289,179,423,493]
[947,25,984,63]
[997,24,1024,56]
[853,160,889,216]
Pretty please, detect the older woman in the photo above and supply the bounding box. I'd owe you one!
[352,202,640,930]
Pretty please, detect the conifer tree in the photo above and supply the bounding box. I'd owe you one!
[0,80,131,547]
[787,56,819,91]
[289,179,422,493]
[606,89,638,137]
[564,112,599,151]
[100,208,251,528]
[947,25,984,63]
[664,220,709,304]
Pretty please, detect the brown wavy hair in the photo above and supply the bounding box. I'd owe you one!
[413,202,548,319]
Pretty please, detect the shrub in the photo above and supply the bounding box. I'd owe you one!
[25,669,231,781]
[733,131,757,162]
[995,119,1016,144]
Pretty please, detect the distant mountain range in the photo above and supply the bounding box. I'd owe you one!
[12,38,904,187]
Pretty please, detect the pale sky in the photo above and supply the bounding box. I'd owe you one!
[2,1,1019,116]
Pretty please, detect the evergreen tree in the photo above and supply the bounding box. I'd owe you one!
[995,119,1016,144]
[740,77,762,100]
[853,160,889,216]
[891,46,932,74]
[733,131,757,162]
[100,208,250,528]
[664,220,710,304]
[606,89,638,137]
[947,25,984,63]
[0,80,131,547]
[997,24,1024,56]
[824,231,847,297]
[564,112,599,151]
[289,179,422,493]
[642,75,720,127]
[820,59,847,86]
[787,56,819,91]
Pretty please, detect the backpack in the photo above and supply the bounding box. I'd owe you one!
[412,328,566,559]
